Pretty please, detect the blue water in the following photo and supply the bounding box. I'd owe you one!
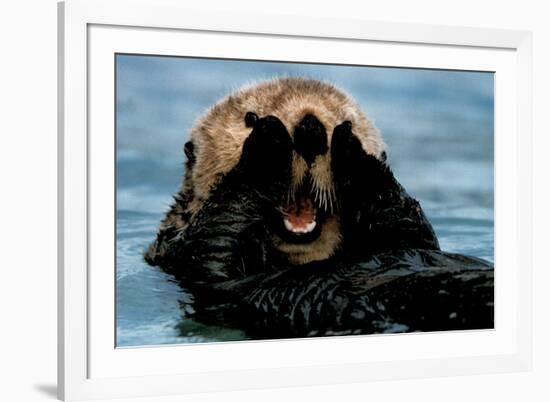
[115,55,494,347]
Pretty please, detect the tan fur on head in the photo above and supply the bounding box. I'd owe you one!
[169,77,385,265]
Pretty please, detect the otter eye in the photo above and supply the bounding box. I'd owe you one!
[244,111,259,128]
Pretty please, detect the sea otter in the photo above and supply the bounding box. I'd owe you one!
[145,77,493,339]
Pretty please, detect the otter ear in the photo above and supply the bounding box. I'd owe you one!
[244,111,259,128]
[184,141,196,165]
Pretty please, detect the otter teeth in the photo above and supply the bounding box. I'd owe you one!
[283,218,317,234]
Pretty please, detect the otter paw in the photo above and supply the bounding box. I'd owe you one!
[238,113,293,192]
[331,121,388,190]
[331,121,367,189]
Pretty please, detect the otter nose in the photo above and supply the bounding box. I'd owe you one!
[293,114,328,166]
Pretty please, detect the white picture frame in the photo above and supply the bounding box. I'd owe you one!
[58,0,533,400]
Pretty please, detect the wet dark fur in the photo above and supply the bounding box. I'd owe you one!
[146,115,494,338]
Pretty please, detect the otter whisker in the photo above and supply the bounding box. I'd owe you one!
[314,186,322,208]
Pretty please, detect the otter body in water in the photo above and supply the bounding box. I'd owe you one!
[145,78,493,339]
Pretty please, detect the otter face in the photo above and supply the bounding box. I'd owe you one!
[182,78,385,265]
[272,113,340,264]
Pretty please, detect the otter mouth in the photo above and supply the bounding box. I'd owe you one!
[276,178,327,244]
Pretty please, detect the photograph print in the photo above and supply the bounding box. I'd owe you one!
[115,55,494,347]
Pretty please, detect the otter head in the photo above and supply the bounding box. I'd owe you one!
[183,77,385,265]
